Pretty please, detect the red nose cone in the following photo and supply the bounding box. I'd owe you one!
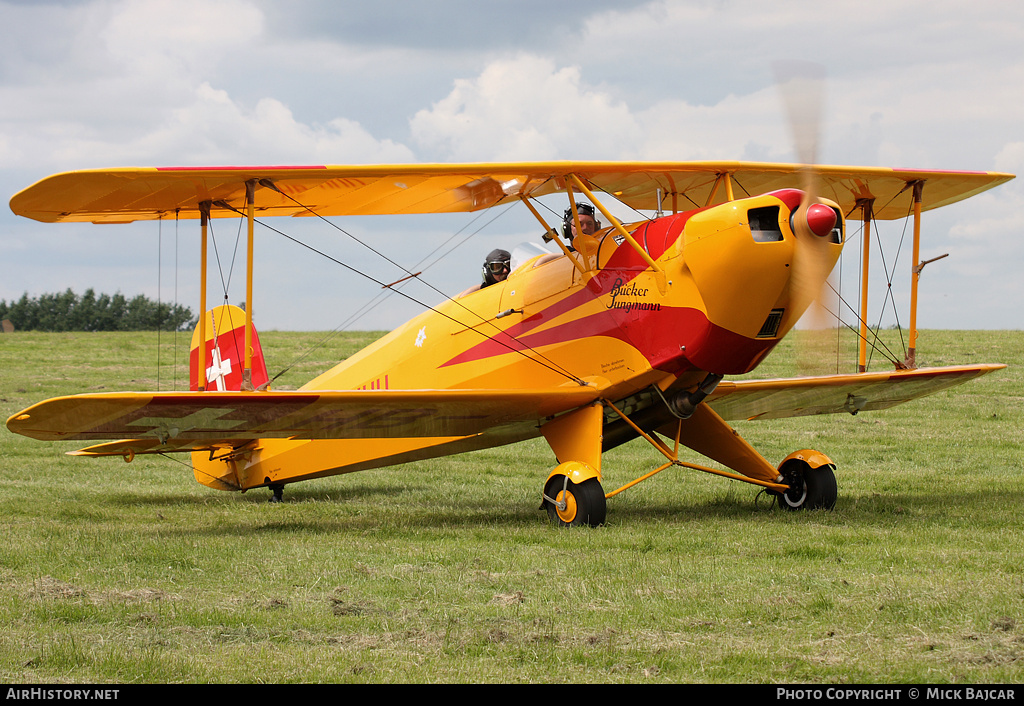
[805,203,837,238]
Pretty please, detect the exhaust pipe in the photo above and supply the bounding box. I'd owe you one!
[668,373,724,419]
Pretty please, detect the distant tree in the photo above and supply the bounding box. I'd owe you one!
[0,290,194,332]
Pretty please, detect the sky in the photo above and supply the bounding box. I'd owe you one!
[1,0,1022,336]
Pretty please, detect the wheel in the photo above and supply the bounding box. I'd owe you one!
[776,460,837,511]
[544,476,606,527]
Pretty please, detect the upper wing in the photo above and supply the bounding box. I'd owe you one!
[6,386,600,453]
[10,161,1013,224]
[706,364,1005,421]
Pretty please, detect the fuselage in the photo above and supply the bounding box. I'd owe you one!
[192,188,844,491]
[303,188,844,402]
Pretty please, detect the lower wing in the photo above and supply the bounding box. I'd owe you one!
[6,387,600,455]
[706,364,1004,421]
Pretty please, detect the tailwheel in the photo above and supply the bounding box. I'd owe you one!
[543,476,607,527]
[774,458,837,511]
[268,484,284,503]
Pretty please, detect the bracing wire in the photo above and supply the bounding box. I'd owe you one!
[204,216,250,388]
[269,191,533,332]
[856,193,913,370]
[269,203,514,383]
[820,211,907,370]
[208,192,585,385]
[830,196,921,372]
[867,202,912,368]
[245,211,585,386]
[820,277,905,369]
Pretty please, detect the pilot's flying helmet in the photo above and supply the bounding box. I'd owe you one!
[481,248,511,287]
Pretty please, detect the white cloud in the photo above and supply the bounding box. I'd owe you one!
[945,142,1023,278]
[0,80,414,169]
[134,83,416,164]
[2,0,1022,330]
[410,55,641,161]
[0,0,413,170]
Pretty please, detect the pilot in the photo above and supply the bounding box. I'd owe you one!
[481,248,511,288]
[562,202,601,251]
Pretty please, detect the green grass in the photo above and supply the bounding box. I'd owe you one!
[1,329,1022,683]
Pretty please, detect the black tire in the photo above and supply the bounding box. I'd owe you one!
[544,476,607,527]
[776,461,837,511]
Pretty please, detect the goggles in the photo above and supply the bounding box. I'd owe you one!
[486,261,509,274]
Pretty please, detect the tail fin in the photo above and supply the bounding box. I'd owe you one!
[189,305,269,391]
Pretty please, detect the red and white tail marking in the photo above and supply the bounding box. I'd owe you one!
[188,305,269,391]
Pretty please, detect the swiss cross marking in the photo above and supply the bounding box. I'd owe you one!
[206,347,233,391]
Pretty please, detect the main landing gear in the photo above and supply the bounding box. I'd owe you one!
[771,457,838,511]
[541,462,607,527]
[539,448,838,526]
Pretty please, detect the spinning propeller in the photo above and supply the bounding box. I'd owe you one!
[774,61,838,332]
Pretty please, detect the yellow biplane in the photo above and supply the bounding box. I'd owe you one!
[6,160,1013,525]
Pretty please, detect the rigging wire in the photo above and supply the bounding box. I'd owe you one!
[832,196,918,372]
[818,217,906,370]
[184,176,921,390]
[206,209,245,305]
[866,201,912,369]
[212,199,585,386]
[268,190,548,335]
[859,193,912,370]
[263,218,584,384]
[269,203,515,383]
[207,183,585,383]
[820,276,904,368]
[204,217,251,387]
[270,175,645,380]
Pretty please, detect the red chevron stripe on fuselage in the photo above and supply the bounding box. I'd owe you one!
[441,209,780,376]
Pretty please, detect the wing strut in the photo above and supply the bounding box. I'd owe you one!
[856,179,933,371]
[519,196,586,275]
[704,172,735,206]
[567,174,668,293]
[857,197,875,373]
[906,180,924,369]
[196,181,261,391]
[198,201,210,391]
[243,179,256,390]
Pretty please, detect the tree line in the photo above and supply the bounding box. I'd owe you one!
[0,289,195,332]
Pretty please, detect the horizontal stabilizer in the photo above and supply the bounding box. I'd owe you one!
[706,364,1005,421]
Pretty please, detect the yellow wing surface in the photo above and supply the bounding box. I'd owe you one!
[707,364,1004,421]
[6,387,601,450]
[10,161,1013,224]
[9,364,1000,450]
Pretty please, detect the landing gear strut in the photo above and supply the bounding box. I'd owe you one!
[268,484,284,503]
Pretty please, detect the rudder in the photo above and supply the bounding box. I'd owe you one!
[189,304,269,391]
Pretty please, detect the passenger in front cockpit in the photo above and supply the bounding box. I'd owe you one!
[480,248,511,288]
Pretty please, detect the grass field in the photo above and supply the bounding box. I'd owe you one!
[1,329,1021,683]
